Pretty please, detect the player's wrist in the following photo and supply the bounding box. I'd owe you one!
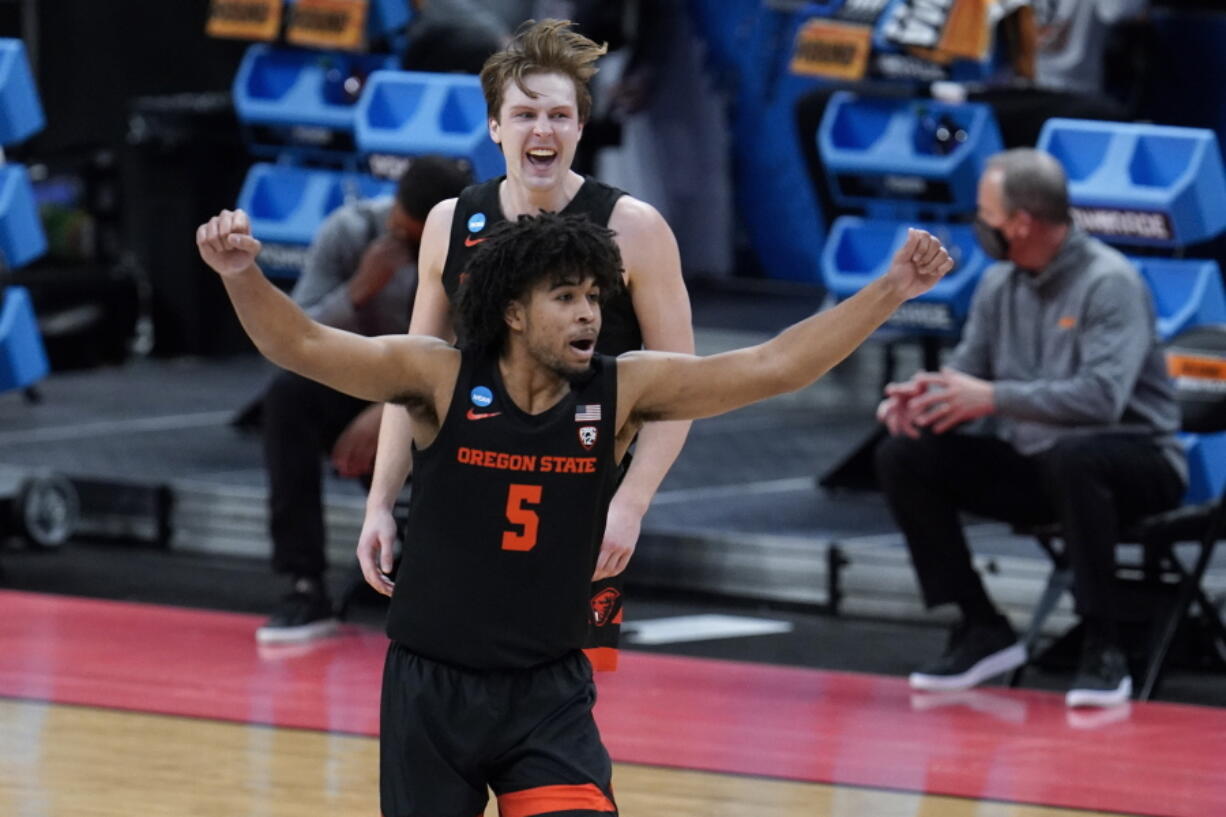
[610,487,651,518]
[365,493,398,516]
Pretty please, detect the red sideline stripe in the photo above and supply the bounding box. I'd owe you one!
[3,591,1226,816]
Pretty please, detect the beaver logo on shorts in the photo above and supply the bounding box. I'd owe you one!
[590,587,621,626]
[578,425,598,450]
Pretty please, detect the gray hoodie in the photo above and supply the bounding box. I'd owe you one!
[949,227,1186,484]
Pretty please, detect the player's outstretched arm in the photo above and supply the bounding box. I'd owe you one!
[196,208,453,406]
[619,229,954,425]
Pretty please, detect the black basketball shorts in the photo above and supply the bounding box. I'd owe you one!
[380,642,617,817]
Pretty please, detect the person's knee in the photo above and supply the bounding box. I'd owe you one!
[1037,436,1104,484]
[874,433,938,483]
[264,371,315,419]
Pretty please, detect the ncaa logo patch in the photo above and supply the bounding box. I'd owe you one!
[578,425,598,450]
[467,212,487,233]
[470,386,493,407]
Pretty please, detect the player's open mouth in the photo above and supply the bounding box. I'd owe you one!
[527,148,557,169]
[570,338,594,353]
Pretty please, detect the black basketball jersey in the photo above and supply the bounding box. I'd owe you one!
[385,349,621,670]
[442,176,644,355]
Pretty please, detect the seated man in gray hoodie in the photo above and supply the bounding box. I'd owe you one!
[875,148,1186,708]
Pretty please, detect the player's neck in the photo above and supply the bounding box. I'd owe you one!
[499,172,585,219]
[498,348,571,416]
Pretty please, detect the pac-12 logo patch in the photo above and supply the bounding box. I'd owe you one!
[470,386,493,407]
[578,425,598,450]
[467,212,487,233]
[591,587,621,626]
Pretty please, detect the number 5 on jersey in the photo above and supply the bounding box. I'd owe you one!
[502,483,542,551]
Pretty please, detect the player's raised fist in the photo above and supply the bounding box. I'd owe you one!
[884,228,955,301]
[196,208,263,277]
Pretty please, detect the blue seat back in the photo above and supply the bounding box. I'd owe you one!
[355,71,504,183]
[1038,119,1226,248]
[0,285,49,390]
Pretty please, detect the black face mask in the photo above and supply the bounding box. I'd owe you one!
[973,216,1010,261]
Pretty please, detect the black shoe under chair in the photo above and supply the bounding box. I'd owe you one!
[256,577,340,644]
[1067,635,1132,708]
[910,616,1027,692]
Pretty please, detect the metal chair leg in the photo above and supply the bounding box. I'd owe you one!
[1009,566,1073,687]
[1140,540,1218,701]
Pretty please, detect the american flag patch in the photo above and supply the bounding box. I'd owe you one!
[575,404,602,422]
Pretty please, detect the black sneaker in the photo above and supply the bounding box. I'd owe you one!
[256,578,339,644]
[909,617,1027,691]
[1066,639,1132,708]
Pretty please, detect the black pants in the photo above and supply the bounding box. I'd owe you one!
[381,644,616,817]
[874,432,1184,621]
[263,370,369,578]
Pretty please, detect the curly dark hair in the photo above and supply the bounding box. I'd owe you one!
[456,212,624,356]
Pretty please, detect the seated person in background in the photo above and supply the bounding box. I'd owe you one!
[970,0,1151,148]
[257,156,471,644]
[874,148,1186,708]
[1034,0,1150,99]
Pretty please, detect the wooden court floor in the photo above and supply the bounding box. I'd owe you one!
[0,698,1137,817]
[2,589,1223,816]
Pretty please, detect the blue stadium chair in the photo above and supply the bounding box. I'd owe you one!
[233,45,398,162]
[820,216,990,338]
[0,39,48,398]
[817,92,1002,220]
[237,163,395,278]
[1039,119,1226,249]
[0,163,47,269]
[355,71,504,183]
[0,39,44,147]
[0,285,49,391]
[1133,258,1226,341]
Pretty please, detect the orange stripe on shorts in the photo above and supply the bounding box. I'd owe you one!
[497,783,615,817]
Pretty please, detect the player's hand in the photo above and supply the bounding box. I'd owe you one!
[883,228,955,301]
[331,404,383,477]
[592,497,642,581]
[348,234,411,308]
[196,209,262,277]
[908,368,996,434]
[356,506,398,596]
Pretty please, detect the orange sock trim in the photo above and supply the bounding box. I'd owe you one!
[583,647,619,672]
[497,783,615,817]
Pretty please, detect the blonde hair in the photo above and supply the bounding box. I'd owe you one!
[480,19,607,124]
